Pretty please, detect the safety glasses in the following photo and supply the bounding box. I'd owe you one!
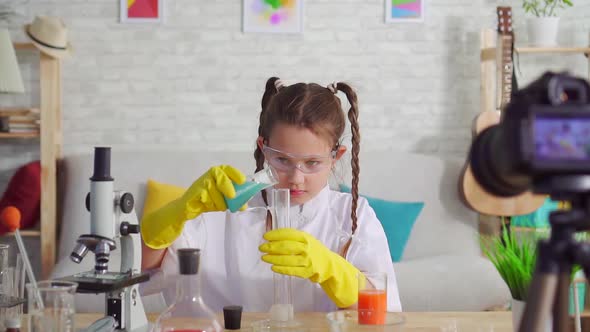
[262,144,336,174]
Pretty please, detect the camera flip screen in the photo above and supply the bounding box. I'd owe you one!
[533,114,590,161]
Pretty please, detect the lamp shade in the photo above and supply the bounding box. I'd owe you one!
[0,29,24,93]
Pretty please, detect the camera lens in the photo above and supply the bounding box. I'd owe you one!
[561,88,580,103]
[549,75,588,105]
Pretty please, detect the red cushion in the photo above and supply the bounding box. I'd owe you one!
[0,161,41,234]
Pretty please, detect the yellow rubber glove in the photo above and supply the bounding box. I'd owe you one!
[141,165,246,249]
[259,228,361,308]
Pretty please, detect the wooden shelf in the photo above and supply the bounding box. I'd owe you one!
[480,28,590,116]
[517,46,590,54]
[2,230,41,237]
[0,107,39,116]
[481,46,590,61]
[0,132,40,138]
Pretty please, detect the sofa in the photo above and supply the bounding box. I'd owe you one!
[50,148,510,313]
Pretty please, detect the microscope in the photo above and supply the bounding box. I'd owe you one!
[62,147,150,332]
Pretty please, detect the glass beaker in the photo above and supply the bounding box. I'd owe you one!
[27,280,77,332]
[357,272,387,325]
[225,166,279,212]
[0,246,25,329]
[0,244,9,273]
[0,262,26,326]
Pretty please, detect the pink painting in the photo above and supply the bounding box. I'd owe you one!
[121,0,164,23]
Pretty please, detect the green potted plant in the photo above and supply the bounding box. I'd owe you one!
[482,226,584,331]
[522,0,574,46]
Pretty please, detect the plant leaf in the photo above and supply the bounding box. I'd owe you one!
[481,226,539,301]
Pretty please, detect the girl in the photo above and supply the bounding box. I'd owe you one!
[141,77,401,312]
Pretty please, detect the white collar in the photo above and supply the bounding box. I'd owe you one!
[289,184,331,227]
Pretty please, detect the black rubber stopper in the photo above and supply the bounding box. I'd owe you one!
[177,248,200,275]
[223,305,243,330]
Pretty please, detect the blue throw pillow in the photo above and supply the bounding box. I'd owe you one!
[339,185,424,262]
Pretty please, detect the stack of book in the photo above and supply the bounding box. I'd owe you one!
[0,108,40,134]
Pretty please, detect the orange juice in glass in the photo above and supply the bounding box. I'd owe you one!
[358,272,387,325]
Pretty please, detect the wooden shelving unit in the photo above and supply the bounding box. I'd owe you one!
[0,42,62,279]
[480,28,590,115]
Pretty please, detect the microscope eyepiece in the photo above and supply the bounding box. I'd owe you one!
[91,147,114,182]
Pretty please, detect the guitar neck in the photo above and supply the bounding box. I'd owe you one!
[495,6,514,113]
[499,33,514,111]
[457,6,546,217]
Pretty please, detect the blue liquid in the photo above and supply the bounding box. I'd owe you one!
[225,181,269,212]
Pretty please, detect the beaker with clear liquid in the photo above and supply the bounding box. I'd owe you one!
[27,280,77,332]
[225,166,278,212]
[0,244,25,330]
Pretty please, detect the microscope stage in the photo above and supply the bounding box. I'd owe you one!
[60,271,150,294]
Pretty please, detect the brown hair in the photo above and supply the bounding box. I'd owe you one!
[254,77,361,257]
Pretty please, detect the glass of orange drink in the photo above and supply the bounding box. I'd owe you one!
[357,272,387,325]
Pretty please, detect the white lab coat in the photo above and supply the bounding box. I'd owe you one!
[160,185,402,313]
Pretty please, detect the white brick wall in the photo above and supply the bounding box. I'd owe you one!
[1,0,590,188]
[0,0,588,278]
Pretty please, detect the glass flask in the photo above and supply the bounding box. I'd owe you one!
[153,248,222,332]
[225,165,279,212]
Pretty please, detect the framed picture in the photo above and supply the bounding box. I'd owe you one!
[120,0,164,23]
[385,0,424,23]
[243,0,304,34]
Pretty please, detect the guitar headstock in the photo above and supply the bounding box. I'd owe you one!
[496,6,513,35]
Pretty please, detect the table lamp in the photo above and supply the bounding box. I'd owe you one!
[0,28,24,93]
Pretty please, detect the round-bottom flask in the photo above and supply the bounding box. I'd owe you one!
[153,248,222,332]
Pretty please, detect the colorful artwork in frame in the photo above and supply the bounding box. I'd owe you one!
[243,0,304,33]
[120,0,164,23]
[385,0,424,23]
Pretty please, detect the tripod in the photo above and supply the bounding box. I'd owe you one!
[518,183,590,332]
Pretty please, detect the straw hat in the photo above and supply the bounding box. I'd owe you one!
[24,16,72,59]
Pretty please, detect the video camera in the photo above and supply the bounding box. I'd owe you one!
[469,71,590,332]
[470,71,590,198]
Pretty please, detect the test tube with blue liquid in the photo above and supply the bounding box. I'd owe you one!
[225,166,279,212]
